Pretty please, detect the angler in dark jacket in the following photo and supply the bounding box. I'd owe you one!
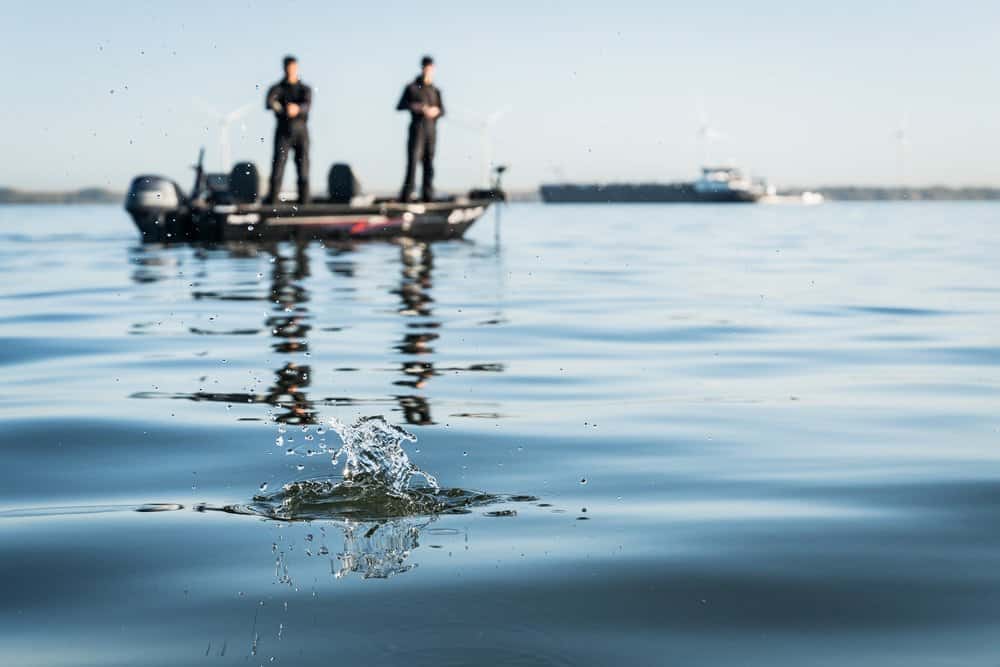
[264,55,312,204]
[397,56,445,202]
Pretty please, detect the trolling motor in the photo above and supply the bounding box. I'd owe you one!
[493,165,508,196]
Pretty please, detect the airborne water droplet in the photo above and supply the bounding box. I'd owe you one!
[259,482,269,492]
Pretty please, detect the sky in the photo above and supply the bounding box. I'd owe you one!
[2,0,999,192]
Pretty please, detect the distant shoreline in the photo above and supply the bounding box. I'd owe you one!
[0,187,122,205]
[3,185,1000,204]
[531,185,1000,202]
[789,186,1000,202]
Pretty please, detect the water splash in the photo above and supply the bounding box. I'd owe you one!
[209,416,540,579]
[230,416,532,522]
[327,416,438,495]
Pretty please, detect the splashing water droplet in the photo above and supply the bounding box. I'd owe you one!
[259,482,269,492]
[579,478,588,485]
[327,416,438,496]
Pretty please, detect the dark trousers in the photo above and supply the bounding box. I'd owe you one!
[268,123,309,203]
[400,123,436,202]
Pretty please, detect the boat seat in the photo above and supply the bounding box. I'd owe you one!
[328,163,362,204]
[230,162,259,204]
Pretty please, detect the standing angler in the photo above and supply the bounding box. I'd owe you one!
[265,55,312,204]
[397,56,444,202]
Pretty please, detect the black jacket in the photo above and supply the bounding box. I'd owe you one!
[396,76,444,127]
[266,79,312,129]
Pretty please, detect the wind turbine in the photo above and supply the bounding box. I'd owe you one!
[894,112,910,186]
[194,98,255,170]
[450,106,512,188]
[696,100,725,166]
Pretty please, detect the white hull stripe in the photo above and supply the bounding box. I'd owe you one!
[261,215,396,227]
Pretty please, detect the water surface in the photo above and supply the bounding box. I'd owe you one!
[1,202,999,665]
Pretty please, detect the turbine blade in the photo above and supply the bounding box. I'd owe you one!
[486,105,512,126]
[225,102,256,123]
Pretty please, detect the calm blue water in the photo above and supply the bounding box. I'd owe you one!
[1,202,999,665]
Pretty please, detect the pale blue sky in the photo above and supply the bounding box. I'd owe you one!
[2,0,998,191]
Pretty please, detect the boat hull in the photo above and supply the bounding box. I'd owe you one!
[540,183,761,203]
[129,200,490,244]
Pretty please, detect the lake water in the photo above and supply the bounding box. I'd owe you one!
[1,202,999,666]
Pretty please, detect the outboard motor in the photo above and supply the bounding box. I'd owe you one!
[125,175,187,242]
[328,163,362,204]
[230,162,259,204]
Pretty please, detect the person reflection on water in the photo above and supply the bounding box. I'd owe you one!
[264,55,312,205]
[397,56,444,202]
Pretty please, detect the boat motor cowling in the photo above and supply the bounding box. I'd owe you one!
[124,175,188,242]
[125,175,183,214]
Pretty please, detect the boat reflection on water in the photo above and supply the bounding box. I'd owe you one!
[128,239,504,426]
[390,243,504,423]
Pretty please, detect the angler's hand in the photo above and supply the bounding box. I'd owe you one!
[425,106,441,119]
[286,103,301,118]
